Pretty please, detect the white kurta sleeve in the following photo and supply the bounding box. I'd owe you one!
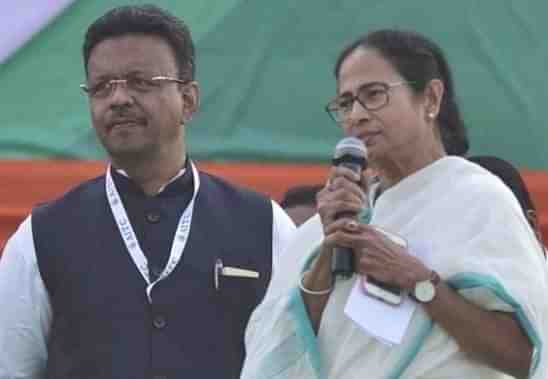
[271,200,296,269]
[0,216,52,379]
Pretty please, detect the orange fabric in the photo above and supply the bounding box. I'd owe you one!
[0,160,547,250]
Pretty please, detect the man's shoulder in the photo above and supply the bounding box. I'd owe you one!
[32,175,106,217]
[198,170,270,204]
[196,170,275,241]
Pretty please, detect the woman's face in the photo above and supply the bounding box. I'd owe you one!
[336,47,436,164]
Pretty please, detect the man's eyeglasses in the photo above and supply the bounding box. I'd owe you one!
[80,76,189,99]
[325,81,413,124]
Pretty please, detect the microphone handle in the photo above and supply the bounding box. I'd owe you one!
[331,245,355,278]
[330,139,368,279]
[331,210,358,278]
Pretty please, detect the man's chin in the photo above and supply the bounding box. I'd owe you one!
[102,142,152,160]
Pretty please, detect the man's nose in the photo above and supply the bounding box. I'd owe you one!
[109,81,134,107]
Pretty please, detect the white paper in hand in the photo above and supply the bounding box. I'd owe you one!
[343,226,417,345]
[344,281,416,345]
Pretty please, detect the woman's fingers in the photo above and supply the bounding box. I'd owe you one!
[318,173,366,228]
[328,165,361,184]
[322,227,371,249]
[318,200,363,224]
[328,172,366,201]
[324,218,367,236]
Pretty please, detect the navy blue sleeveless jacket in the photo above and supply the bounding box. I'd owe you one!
[32,169,273,379]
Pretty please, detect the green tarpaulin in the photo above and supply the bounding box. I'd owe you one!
[1,1,547,168]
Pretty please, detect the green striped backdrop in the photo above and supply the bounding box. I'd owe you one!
[1,1,547,168]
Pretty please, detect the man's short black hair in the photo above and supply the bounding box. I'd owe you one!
[280,184,323,209]
[83,4,195,80]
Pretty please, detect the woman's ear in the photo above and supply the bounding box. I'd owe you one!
[423,79,444,122]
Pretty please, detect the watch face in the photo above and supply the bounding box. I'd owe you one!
[415,280,435,302]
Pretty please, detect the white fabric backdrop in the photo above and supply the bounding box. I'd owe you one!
[0,0,75,64]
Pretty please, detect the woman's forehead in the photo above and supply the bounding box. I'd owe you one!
[337,48,400,93]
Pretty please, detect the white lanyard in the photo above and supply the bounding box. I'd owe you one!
[105,162,200,302]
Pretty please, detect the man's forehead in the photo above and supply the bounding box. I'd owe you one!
[87,34,177,77]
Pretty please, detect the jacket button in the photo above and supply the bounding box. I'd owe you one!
[153,315,167,329]
[146,211,161,223]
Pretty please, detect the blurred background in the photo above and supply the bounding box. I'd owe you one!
[1,0,548,245]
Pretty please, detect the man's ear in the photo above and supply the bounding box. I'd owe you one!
[181,81,200,124]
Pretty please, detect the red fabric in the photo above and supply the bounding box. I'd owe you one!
[0,160,547,250]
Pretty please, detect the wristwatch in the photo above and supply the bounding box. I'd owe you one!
[412,270,441,303]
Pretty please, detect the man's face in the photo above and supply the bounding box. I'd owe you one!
[85,34,198,160]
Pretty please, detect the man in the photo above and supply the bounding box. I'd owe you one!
[280,184,322,226]
[0,5,295,379]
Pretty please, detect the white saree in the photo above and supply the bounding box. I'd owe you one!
[242,157,548,379]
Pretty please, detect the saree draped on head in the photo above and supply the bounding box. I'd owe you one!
[242,157,548,379]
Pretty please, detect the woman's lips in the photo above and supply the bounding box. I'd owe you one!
[361,132,381,146]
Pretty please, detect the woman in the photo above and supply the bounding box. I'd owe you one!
[241,30,547,379]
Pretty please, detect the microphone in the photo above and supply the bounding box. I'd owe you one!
[331,137,368,279]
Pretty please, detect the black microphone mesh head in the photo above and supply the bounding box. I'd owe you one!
[334,137,368,160]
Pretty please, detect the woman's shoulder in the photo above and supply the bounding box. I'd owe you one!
[449,157,524,214]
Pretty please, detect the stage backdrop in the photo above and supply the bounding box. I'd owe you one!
[0,161,547,252]
[1,0,548,168]
[1,2,547,249]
